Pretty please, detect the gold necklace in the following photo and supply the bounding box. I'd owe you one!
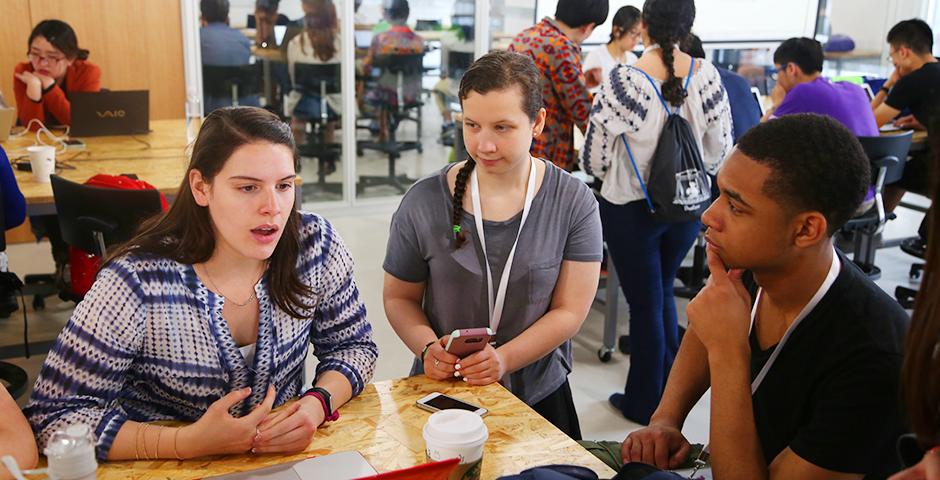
[201,263,264,308]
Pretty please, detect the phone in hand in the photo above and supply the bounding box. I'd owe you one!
[415,392,488,416]
[445,328,494,357]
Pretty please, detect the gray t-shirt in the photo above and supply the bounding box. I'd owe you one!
[383,160,603,405]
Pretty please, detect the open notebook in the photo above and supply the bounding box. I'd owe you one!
[207,451,458,480]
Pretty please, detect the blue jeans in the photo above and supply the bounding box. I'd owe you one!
[600,198,701,423]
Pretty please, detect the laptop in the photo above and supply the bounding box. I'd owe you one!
[70,90,149,137]
[860,82,875,102]
[0,108,14,142]
[206,451,458,480]
[750,86,766,116]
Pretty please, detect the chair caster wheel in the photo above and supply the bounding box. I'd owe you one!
[598,348,613,363]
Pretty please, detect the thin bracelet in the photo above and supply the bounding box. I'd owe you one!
[173,427,183,460]
[142,424,152,460]
[135,423,142,460]
[156,426,164,460]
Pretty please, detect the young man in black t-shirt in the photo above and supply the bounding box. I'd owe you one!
[620,114,909,479]
[872,19,939,211]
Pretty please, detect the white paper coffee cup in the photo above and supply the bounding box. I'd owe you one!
[423,409,488,480]
[27,145,55,183]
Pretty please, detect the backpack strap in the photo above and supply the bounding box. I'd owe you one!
[630,57,696,115]
[620,133,655,214]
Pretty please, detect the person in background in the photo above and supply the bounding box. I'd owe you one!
[761,37,879,214]
[763,37,878,137]
[254,0,290,48]
[583,6,641,90]
[890,103,940,480]
[362,0,424,142]
[25,107,377,461]
[286,0,342,149]
[13,19,100,129]
[200,0,258,113]
[582,0,732,425]
[872,19,939,212]
[0,386,37,480]
[0,146,27,318]
[509,0,609,171]
[384,51,602,440]
[679,33,760,143]
[621,115,907,480]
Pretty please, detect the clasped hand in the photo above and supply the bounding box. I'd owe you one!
[183,385,323,457]
[423,336,506,386]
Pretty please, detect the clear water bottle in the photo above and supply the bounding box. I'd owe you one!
[44,424,97,480]
[185,87,202,143]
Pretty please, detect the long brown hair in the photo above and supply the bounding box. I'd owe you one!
[301,0,338,62]
[902,101,940,447]
[106,107,313,318]
[450,50,542,248]
[642,0,696,107]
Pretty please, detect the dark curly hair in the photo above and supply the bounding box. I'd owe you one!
[642,0,695,107]
[450,51,543,248]
[735,114,870,236]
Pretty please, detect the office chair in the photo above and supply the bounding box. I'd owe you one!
[50,175,164,262]
[840,131,912,279]
[357,54,424,194]
[0,185,57,398]
[293,63,343,195]
[202,64,263,113]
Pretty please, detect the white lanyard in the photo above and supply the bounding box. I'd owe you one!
[749,249,841,393]
[469,157,538,334]
[691,250,841,475]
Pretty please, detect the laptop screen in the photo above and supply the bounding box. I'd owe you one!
[274,25,288,46]
[750,87,766,116]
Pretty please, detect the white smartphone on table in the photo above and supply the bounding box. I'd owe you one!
[415,392,488,417]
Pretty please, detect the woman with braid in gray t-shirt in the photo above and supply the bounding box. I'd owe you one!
[383,50,603,439]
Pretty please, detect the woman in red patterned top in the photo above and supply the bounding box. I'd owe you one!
[13,19,101,129]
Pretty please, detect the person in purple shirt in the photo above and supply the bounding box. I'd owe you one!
[763,37,878,138]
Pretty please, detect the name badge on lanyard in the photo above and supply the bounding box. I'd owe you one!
[469,156,538,334]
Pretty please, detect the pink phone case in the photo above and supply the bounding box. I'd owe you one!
[445,328,492,357]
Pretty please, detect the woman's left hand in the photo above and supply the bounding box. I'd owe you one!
[252,396,325,454]
[455,343,506,386]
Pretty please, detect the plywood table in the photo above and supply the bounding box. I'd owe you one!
[1,119,195,215]
[92,376,616,479]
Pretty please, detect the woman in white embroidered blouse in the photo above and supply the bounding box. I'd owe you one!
[26,107,377,461]
[580,0,732,425]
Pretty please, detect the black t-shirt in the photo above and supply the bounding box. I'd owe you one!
[746,253,909,477]
[886,61,940,125]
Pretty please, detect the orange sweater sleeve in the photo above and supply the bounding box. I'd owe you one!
[13,61,101,130]
[13,62,46,128]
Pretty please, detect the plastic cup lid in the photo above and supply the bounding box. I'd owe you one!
[423,409,488,446]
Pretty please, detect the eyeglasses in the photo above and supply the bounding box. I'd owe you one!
[27,52,66,65]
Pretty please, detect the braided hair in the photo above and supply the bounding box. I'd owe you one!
[642,0,696,107]
[450,50,543,248]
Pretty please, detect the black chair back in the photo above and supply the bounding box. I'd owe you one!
[858,131,913,187]
[50,175,164,257]
[447,51,474,80]
[372,54,424,110]
[202,64,263,105]
[294,63,341,124]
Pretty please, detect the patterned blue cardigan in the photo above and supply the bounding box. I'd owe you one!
[25,212,378,459]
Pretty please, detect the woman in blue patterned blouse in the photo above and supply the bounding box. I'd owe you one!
[25,107,378,461]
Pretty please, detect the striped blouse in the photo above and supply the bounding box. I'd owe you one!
[25,212,377,459]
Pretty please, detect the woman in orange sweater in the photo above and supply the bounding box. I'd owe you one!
[14,19,100,129]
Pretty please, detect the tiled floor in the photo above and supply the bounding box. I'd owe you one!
[0,193,927,451]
